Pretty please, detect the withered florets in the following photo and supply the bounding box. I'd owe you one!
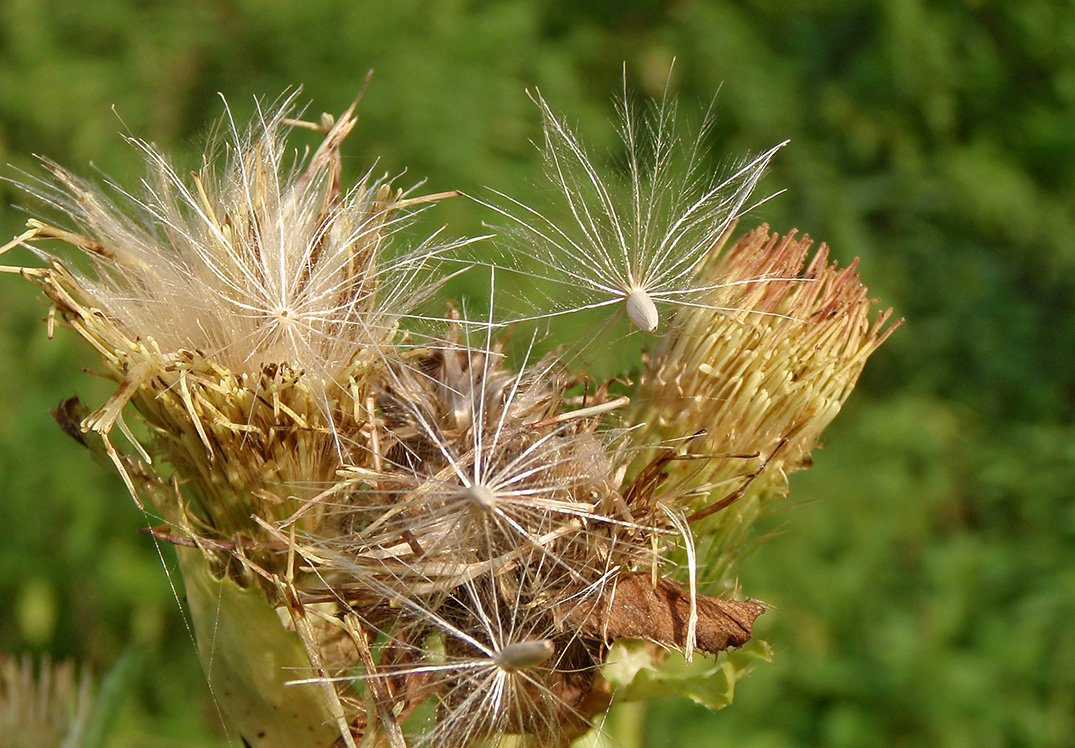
[1,81,898,748]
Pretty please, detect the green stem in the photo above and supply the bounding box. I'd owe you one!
[610,701,647,748]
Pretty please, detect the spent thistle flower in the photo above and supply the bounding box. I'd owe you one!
[288,545,615,747]
[0,656,94,748]
[3,78,897,748]
[2,89,480,747]
[12,94,463,380]
[361,317,634,572]
[628,223,902,587]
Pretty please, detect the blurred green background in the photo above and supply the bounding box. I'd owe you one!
[1,1,1073,746]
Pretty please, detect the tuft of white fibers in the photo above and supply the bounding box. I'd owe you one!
[307,309,659,597]
[478,81,788,333]
[16,91,475,383]
[274,307,680,744]
[287,539,618,748]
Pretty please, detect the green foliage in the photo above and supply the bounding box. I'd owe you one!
[1,1,1073,745]
[604,639,773,711]
[176,550,339,748]
[82,648,141,748]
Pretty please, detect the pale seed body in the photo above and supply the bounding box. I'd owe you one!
[464,484,498,511]
[494,640,556,672]
[625,287,659,332]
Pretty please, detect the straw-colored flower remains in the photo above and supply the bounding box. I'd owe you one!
[0,655,94,748]
[2,81,899,747]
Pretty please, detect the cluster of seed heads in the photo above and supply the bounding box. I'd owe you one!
[1,80,897,748]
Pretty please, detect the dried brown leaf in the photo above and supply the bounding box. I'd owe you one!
[562,573,766,655]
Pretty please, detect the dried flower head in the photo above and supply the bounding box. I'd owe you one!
[0,655,94,748]
[10,92,464,380]
[629,223,901,585]
[2,80,897,748]
[1,90,482,747]
[1,92,472,520]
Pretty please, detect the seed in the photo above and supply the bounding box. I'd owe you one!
[494,640,555,671]
[625,287,659,332]
[464,484,498,510]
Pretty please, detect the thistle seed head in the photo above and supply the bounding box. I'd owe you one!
[3,92,478,535]
[17,93,464,383]
[2,81,898,748]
